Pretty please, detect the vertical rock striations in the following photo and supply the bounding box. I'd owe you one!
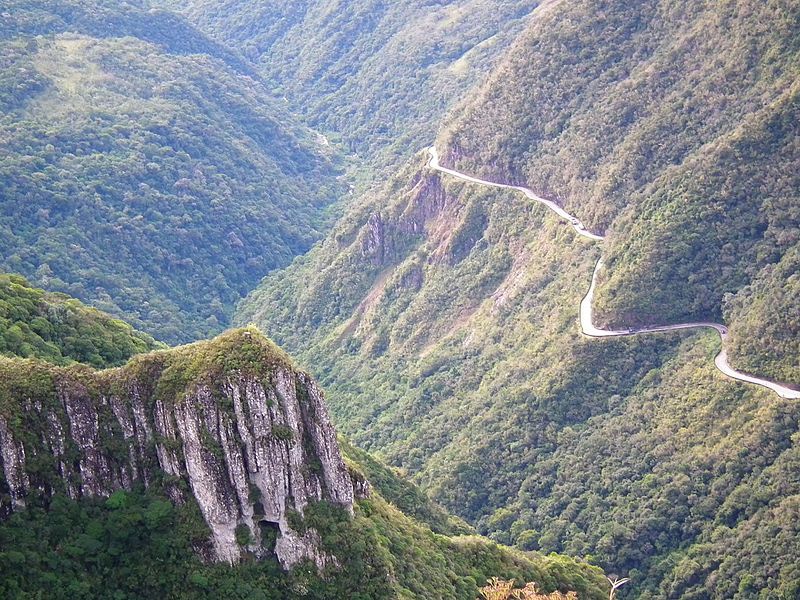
[0,329,358,569]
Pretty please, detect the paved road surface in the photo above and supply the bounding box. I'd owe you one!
[427,146,800,399]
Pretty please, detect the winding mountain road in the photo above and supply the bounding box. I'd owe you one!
[427,146,800,400]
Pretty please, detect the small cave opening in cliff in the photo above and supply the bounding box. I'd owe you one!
[258,519,280,556]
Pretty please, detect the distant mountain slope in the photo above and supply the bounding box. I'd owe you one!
[237,145,800,598]
[0,0,254,74]
[0,0,343,343]
[236,2,800,591]
[165,0,543,165]
[439,0,800,382]
[0,273,162,368]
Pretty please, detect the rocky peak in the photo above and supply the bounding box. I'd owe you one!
[0,329,360,569]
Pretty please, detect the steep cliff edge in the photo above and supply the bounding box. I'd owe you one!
[0,325,608,599]
[0,328,356,569]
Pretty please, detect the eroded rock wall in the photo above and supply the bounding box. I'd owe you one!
[0,334,357,569]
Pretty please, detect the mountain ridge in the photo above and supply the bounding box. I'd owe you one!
[0,326,607,599]
[0,0,345,344]
[427,145,800,399]
[438,0,800,384]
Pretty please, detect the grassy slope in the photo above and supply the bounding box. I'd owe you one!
[0,0,344,344]
[0,273,162,368]
[165,0,543,166]
[439,0,800,383]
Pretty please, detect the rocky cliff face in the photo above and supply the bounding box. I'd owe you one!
[0,329,361,569]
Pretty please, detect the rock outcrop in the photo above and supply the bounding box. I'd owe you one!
[0,329,359,569]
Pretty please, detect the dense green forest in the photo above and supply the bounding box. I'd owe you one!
[724,245,800,386]
[0,273,161,368]
[238,124,799,597]
[2,0,798,597]
[0,0,343,344]
[0,486,605,599]
[0,330,606,600]
[338,436,473,537]
[439,0,800,383]
[163,0,543,166]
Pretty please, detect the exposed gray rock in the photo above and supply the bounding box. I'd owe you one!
[0,345,363,571]
[296,373,355,510]
[361,213,388,264]
[45,410,78,499]
[348,465,372,500]
[59,380,117,499]
[358,175,448,268]
[0,417,29,509]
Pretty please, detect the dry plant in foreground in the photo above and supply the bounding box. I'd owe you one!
[479,577,578,600]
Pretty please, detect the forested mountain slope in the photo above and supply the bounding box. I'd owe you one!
[1,484,606,599]
[164,0,543,165]
[440,0,800,383]
[0,273,162,368]
[237,2,800,596]
[0,328,606,599]
[237,151,800,597]
[0,0,343,344]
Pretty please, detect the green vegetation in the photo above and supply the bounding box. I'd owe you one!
[0,0,344,343]
[0,328,605,600]
[0,273,161,368]
[439,0,800,383]
[491,350,800,599]
[238,138,800,596]
[0,488,606,600]
[340,436,472,536]
[0,490,228,600]
[3,0,798,597]
[595,84,800,387]
[139,327,294,407]
[167,0,542,167]
[724,245,800,386]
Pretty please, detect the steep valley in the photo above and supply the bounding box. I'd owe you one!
[1,0,799,598]
[235,2,800,596]
[163,0,545,166]
[0,0,344,344]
